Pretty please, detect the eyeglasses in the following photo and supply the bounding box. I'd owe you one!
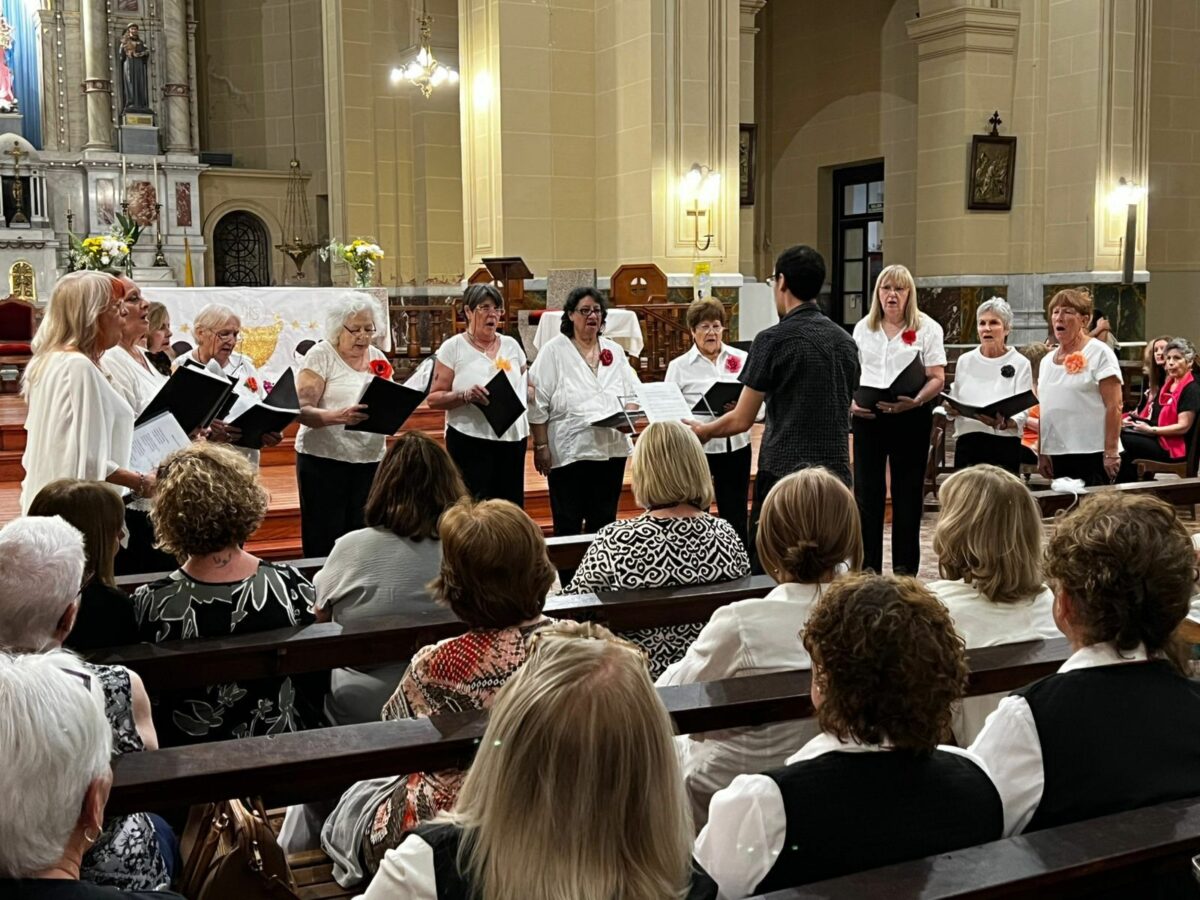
[574,307,604,318]
[215,329,240,341]
[471,304,504,315]
[694,322,724,334]
[343,325,378,336]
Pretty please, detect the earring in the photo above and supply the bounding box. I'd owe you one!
[83,826,100,844]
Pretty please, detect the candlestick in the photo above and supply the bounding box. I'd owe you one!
[121,156,127,201]
[153,158,158,185]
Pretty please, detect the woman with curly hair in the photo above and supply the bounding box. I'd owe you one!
[696,573,1002,895]
[133,443,322,746]
[970,491,1200,839]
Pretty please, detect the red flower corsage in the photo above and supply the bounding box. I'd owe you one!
[245,377,259,393]
[725,355,742,374]
[369,358,394,380]
[263,380,275,394]
[599,348,614,367]
[901,329,918,345]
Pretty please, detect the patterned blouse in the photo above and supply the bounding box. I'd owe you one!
[566,514,750,677]
[360,619,556,875]
[133,562,323,746]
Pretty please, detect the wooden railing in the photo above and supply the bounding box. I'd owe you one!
[389,303,459,359]
[625,301,735,382]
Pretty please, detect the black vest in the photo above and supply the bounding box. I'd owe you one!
[412,823,718,900]
[1014,659,1200,833]
[754,749,1003,893]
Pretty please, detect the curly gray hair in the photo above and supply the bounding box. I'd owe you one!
[323,292,385,343]
[1165,337,1196,363]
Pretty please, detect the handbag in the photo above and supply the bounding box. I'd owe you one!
[178,798,301,900]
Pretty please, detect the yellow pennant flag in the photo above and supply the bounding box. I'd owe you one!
[183,236,195,286]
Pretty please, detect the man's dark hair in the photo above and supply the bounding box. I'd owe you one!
[774,245,826,302]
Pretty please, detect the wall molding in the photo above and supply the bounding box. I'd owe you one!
[905,6,1020,61]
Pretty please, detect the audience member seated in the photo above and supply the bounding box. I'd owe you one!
[362,621,718,900]
[142,302,174,377]
[322,499,557,887]
[658,467,862,826]
[29,479,137,653]
[1136,335,1171,419]
[1018,343,1049,467]
[970,491,1200,838]
[929,465,1059,743]
[133,443,322,746]
[696,574,1003,896]
[316,431,468,726]
[0,518,172,892]
[1118,337,1200,481]
[567,421,749,677]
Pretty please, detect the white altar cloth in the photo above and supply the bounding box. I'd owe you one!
[140,287,391,383]
[532,308,643,357]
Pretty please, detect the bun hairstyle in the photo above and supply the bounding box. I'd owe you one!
[756,468,863,583]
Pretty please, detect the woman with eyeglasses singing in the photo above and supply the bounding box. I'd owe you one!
[427,283,531,507]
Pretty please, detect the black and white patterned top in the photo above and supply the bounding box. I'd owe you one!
[133,562,324,746]
[740,304,860,483]
[80,663,170,892]
[565,514,750,677]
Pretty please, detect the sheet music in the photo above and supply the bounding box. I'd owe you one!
[130,411,191,473]
[634,382,693,423]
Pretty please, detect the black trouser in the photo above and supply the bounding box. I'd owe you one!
[953,432,1023,475]
[1046,452,1109,486]
[547,457,627,536]
[445,426,527,507]
[114,506,178,575]
[853,404,933,575]
[747,467,781,575]
[707,444,752,549]
[1117,432,1177,483]
[296,452,379,558]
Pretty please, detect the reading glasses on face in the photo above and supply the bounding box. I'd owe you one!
[695,323,724,333]
[343,325,377,336]
[576,307,603,317]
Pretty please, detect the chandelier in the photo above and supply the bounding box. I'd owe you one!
[390,2,458,98]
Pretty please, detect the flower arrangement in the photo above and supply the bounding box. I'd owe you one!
[901,329,917,346]
[66,212,142,274]
[323,238,385,288]
[599,348,614,367]
[369,358,394,380]
[725,355,742,374]
[1063,352,1086,375]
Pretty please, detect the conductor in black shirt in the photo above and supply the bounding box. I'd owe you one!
[689,246,859,572]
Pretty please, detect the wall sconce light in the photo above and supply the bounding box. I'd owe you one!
[1109,177,1146,285]
[681,162,720,251]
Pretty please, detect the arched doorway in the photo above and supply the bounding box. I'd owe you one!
[212,210,272,286]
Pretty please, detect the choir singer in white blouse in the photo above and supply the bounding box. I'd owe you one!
[665,298,752,545]
[20,272,153,513]
[528,287,641,537]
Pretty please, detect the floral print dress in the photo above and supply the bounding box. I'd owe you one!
[133,562,325,746]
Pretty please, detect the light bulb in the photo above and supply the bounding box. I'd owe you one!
[447,69,460,84]
[431,66,447,85]
[390,67,404,83]
[699,172,720,205]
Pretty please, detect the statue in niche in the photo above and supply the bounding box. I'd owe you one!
[0,15,17,113]
[119,24,151,115]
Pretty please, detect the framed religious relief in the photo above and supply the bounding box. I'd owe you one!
[739,124,756,207]
[967,132,1017,211]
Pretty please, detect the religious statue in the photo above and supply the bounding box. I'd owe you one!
[0,14,18,114]
[119,24,151,115]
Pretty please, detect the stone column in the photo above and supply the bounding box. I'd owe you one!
[739,1,765,278]
[80,0,113,150]
[162,0,191,152]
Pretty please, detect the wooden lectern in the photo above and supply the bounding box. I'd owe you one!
[480,256,533,334]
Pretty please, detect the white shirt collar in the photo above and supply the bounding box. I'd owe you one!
[685,342,729,366]
[1059,641,1149,673]
[784,731,891,765]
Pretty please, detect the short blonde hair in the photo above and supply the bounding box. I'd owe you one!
[757,468,862,582]
[631,421,714,510]
[934,465,1046,604]
[146,302,170,334]
[865,264,920,331]
[150,443,268,559]
[448,621,694,900]
[24,271,122,390]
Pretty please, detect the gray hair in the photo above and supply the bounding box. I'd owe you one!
[977,297,1014,331]
[0,517,86,651]
[324,292,385,343]
[0,649,111,877]
[1165,337,1196,363]
[193,302,241,335]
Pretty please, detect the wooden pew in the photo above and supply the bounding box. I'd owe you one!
[763,795,1200,898]
[106,637,1070,815]
[1031,475,1200,517]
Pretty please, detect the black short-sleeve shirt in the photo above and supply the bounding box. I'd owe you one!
[740,304,860,482]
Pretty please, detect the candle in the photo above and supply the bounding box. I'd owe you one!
[121,155,127,199]
[153,158,158,184]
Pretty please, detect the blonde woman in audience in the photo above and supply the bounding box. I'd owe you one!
[143,301,174,376]
[362,621,719,900]
[566,421,749,678]
[929,465,1059,743]
[322,499,557,888]
[696,574,1003,896]
[970,492,1200,844]
[658,467,862,826]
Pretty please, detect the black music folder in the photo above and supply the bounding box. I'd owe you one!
[346,372,427,435]
[853,355,926,411]
[136,363,236,434]
[229,369,302,450]
[590,408,646,434]
[474,370,526,438]
[691,381,743,417]
[940,390,1037,422]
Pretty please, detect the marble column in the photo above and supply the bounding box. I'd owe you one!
[162,0,191,152]
[80,0,113,150]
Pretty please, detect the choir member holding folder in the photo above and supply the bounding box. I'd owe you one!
[665,298,752,544]
[851,264,946,575]
[942,298,1033,474]
[529,287,642,537]
[295,293,391,557]
[428,284,531,506]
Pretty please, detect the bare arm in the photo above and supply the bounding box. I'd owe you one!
[427,359,488,409]
[1100,375,1123,480]
[297,368,367,428]
[689,387,764,443]
[127,670,158,751]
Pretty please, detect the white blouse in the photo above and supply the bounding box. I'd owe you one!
[853,311,947,389]
[295,340,388,464]
[528,334,641,468]
[664,343,751,454]
[436,333,530,442]
[1037,338,1122,456]
[20,351,135,512]
[102,344,167,415]
[948,347,1033,439]
[657,582,823,826]
[174,349,267,467]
